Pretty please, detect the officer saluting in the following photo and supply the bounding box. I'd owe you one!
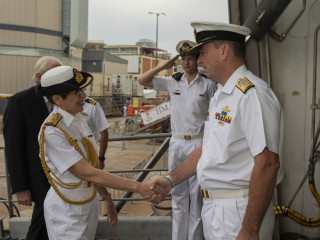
[150,22,284,240]
[139,40,216,240]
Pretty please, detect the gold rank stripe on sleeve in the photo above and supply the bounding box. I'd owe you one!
[44,113,62,126]
[85,97,96,105]
[236,77,255,93]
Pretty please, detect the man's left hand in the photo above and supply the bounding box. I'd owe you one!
[236,228,259,240]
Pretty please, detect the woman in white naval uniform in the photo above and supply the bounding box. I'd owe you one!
[37,66,160,240]
[138,41,216,240]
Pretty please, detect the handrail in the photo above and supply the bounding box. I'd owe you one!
[1,133,171,218]
[109,133,171,141]
[115,137,170,212]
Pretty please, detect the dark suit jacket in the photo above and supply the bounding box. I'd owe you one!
[3,86,50,203]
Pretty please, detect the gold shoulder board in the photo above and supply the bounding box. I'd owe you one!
[236,77,255,93]
[85,98,96,105]
[44,113,62,127]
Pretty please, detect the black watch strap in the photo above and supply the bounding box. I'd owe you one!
[98,156,105,161]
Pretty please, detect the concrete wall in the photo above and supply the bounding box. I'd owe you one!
[105,61,128,75]
[9,216,172,240]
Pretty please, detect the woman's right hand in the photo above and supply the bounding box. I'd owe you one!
[105,197,118,227]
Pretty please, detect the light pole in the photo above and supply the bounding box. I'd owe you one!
[148,12,166,66]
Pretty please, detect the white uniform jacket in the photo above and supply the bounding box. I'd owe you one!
[82,98,110,143]
[197,65,284,191]
[153,72,217,135]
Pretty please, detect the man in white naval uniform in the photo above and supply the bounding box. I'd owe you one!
[82,97,118,226]
[149,22,284,240]
[139,40,216,240]
[82,97,110,169]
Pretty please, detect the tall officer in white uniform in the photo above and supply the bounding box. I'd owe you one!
[139,40,216,240]
[82,98,110,169]
[149,22,284,240]
[82,98,118,226]
[37,66,160,239]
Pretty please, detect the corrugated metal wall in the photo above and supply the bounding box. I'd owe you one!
[0,55,38,93]
[70,0,88,48]
[0,0,64,94]
[0,0,62,49]
[231,0,320,238]
[0,0,88,94]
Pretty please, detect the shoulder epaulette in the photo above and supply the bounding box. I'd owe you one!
[44,113,62,127]
[236,77,255,94]
[200,73,208,78]
[85,97,96,105]
[172,72,183,81]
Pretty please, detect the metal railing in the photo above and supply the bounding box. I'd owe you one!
[0,133,171,220]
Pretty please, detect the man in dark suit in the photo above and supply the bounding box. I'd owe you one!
[3,56,62,240]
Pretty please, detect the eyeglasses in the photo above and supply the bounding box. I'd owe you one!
[70,88,85,96]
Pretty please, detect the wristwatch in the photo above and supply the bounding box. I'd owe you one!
[101,192,111,201]
[98,156,105,161]
[165,175,175,188]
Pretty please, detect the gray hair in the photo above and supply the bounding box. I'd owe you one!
[33,56,63,84]
[212,40,246,59]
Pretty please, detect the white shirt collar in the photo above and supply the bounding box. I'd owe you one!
[181,72,201,86]
[220,65,247,94]
[55,106,83,128]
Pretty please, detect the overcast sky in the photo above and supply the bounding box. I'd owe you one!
[88,0,229,57]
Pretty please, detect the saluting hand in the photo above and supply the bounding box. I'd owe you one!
[161,55,179,70]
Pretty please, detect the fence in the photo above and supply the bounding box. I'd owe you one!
[0,130,172,236]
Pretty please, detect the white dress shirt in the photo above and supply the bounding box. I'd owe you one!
[82,100,110,143]
[153,72,216,135]
[197,65,284,190]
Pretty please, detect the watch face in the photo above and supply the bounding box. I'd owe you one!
[99,156,105,161]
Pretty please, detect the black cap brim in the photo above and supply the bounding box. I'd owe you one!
[37,71,93,96]
[187,40,211,55]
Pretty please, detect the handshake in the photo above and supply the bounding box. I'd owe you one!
[137,176,174,203]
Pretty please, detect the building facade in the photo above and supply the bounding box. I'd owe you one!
[0,0,88,94]
[104,45,174,79]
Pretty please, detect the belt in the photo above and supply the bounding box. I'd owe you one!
[200,187,249,199]
[171,132,203,140]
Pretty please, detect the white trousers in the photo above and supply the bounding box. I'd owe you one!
[169,137,203,240]
[202,196,274,240]
[44,187,99,240]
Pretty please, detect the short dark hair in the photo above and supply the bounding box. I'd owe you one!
[181,54,199,60]
[212,40,245,59]
[46,92,69,105]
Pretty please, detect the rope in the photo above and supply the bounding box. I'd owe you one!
[40,125,98,205]
[274,160,320,226]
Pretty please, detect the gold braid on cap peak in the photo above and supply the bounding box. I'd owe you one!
[181,43,191,52]
[39,124,98,205]
[74,69,84,84]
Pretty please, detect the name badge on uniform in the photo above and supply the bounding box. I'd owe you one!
[173,89,181,95]
[215,105,232,126]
